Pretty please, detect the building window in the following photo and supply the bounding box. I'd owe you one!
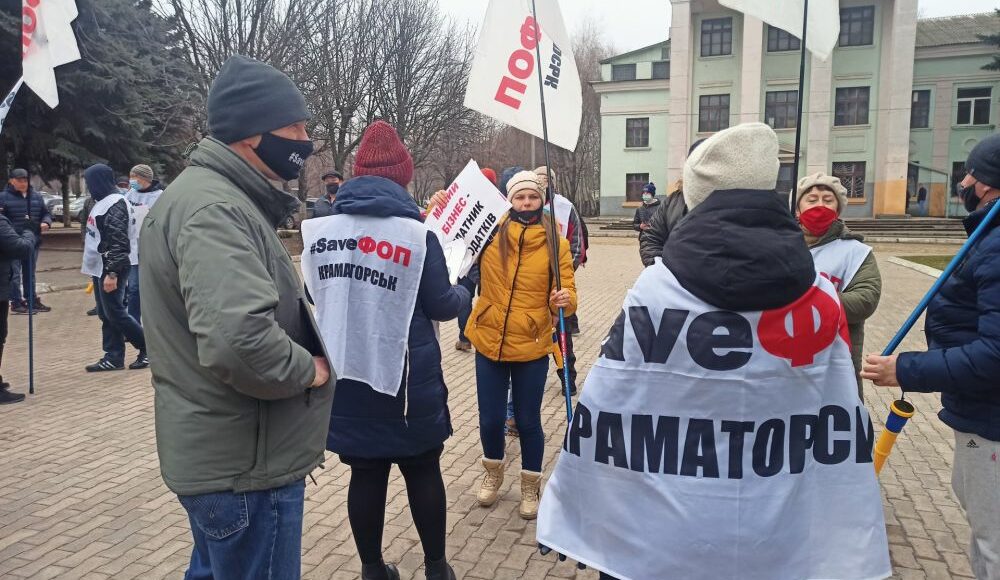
[652,61,670,80]
[910,90,931,129]
[957,88,992,126]
[765,90,799,130]
[699,94,731,133]
[701,18,733,57]
[832,162,867,199]
[835,86,871,126]
[951,162,967,198]
[777,163,795,197]
[612,64,636,81]
[767,26,801,52]
[661,46,670,61]
[626,173,650,203]
[839,6,875,47]
[626,118,650,148]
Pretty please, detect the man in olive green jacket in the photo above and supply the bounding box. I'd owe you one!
[141,55,334,579]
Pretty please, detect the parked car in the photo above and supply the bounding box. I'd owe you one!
[40,193,62,214]
[53,196,90,221]
[279,198,318,230]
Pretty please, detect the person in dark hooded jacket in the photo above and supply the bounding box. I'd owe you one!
[1,168,53,313]
[321,122,469,580]
[82,164,146,372]
[638,139,706,267]
[0,215,36,404]
[863,134,1000,580]
[632,182,660,250]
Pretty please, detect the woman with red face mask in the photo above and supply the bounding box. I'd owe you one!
[796,173,883,397]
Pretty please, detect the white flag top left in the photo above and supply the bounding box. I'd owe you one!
[465,0,582,151]
[22,0,81,108]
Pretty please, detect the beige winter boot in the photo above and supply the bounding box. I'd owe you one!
[477,457,505,507]
[519,470,543,520]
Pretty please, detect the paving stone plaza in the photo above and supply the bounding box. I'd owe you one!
[0,239,977,579]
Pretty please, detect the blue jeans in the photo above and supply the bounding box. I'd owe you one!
[9,245,39,304]
[179,481,306,580]
[476,353,548,472]
[93,269,145,365]
[127,265,141,322]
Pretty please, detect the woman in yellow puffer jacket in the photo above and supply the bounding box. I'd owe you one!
[465,170,577,521]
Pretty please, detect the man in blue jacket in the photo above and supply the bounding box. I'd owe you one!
[863,134,1000,580]
[2,169,52,314]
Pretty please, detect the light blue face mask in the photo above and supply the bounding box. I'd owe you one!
[129,179,140,191]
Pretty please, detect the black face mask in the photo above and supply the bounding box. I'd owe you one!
[959,184,981,213]
[253,132,314,181]
[326,183,339,197]
[510,207,543,225]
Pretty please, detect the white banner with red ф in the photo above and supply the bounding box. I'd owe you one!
[537,261,891,580]
[465,0,582,151]
[22,0,81,108]
[425,159,511,284]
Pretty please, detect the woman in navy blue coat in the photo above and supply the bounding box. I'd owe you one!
[324,122,469,580]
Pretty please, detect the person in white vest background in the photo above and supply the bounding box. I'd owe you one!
[81,163,146,372]
[302,121,470,580]
[536,123,890,580]
[123,163,164,324]
[795,173,882,395]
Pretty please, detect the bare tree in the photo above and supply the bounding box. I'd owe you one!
[157,0,325,91]
[301,0,384,172]
[373,0,474,170]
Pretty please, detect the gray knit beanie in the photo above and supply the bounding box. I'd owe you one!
[796,173,849,215]
[130,164,154,181]
[207,55,311,144]
[683,123,779,210]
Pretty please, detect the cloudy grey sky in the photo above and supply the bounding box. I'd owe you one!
[439,0,995,54]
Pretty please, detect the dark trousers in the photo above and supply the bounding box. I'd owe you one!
[456,277,476,343]
[179,480,305,580]
[93,268,145,365]
[342,446,447,566]
[9,245,39,305]
[476,354,548,471]
[0,300,7,380]
[126,265,141,323]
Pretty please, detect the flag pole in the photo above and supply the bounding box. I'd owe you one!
[790,0,810,210]
[529,0,574,422]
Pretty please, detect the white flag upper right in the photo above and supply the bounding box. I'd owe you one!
[21,0,81,108]
[719,0,841,61]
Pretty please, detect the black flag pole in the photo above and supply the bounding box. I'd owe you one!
[529,0,574,422]
[790,0,810,210]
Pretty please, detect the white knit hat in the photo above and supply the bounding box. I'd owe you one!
[683,123,780,210]
[506,170,545,202]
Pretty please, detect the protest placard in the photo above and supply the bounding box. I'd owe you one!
[425,159,511,284]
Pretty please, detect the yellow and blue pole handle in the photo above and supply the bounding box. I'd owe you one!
[875,199,1000,474]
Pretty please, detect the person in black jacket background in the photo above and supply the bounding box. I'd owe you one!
[81,164,146,372]
[863,134,1000,580]
[1,168,53,314]
[0,214,37,404]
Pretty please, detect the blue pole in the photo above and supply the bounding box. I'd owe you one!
[882,199,1000,357]
[529,0,574,422]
